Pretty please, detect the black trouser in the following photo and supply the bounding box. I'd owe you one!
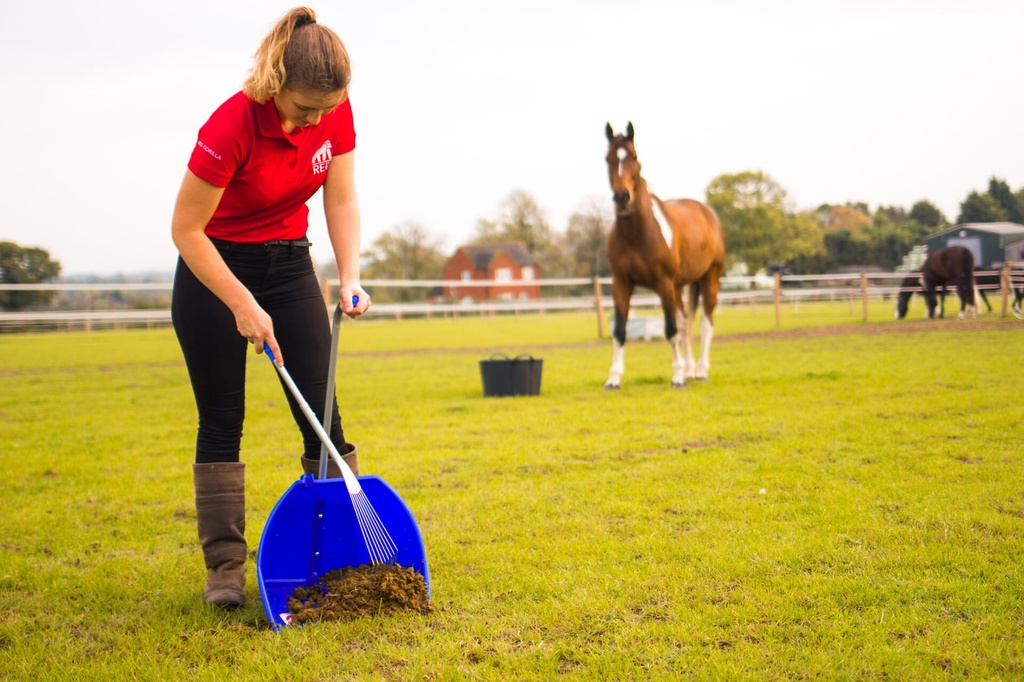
[171,238,346,464]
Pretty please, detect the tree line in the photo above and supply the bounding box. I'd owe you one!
[2,175,1022,310]
[352,174,1024,301]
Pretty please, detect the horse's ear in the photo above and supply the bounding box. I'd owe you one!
[605,123,614,141]
[626,121,634,141]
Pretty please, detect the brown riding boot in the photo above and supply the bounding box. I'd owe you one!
[193,462,246,608]
[300,443,359,478]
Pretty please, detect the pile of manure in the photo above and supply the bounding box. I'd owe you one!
[287,563,432,624]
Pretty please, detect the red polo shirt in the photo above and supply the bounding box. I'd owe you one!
[187,91,356,243]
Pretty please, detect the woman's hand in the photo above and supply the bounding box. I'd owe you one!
[233,300,281,364]
[340,286,370,317]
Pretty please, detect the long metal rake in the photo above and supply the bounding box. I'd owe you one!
[262,343,397,564]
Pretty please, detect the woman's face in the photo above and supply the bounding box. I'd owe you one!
[274,88,347,133]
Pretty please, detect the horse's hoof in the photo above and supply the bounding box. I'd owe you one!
[604,383,620,391]
[671,381,686,389]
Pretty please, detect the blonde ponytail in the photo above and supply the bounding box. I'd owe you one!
[243,7,351,103]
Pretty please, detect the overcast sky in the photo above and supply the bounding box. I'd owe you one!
[2,0,1022,277]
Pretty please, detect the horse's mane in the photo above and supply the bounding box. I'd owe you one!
[634,174,652,213]
[622,172,656,232]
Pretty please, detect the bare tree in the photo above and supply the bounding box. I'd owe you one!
[563,197,612,279]
[472,189,570,277]
[360,221,448,301]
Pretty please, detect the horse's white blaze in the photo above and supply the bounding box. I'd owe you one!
[616,148,628,177]
[650,198,673,250]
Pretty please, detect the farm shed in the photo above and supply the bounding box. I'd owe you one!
[441,242,541,302]
[923,222,1024,268]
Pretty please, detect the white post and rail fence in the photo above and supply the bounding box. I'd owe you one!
[1,265,1021,333]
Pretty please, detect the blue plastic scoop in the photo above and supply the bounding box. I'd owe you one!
[255,303,430,629]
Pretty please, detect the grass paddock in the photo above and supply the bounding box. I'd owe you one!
[1,305,1022,680]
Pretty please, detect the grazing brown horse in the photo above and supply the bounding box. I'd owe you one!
[895,246,979,319]
[603,122,726,389]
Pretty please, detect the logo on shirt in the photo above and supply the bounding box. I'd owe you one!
[311,140,332,175]
[197,140,222,161]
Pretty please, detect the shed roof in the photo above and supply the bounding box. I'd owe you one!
[925,222,1024,242]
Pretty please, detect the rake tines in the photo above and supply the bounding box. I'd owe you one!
[350,489,398,564]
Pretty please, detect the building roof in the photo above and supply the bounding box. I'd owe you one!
[458,243,537,270]
[925,222,1024,241]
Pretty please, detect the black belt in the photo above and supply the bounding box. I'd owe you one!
[210,237,312,249]
[264,239,312,247]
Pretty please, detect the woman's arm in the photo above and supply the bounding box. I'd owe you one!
[322,150,369,317]
[171,170,283,362]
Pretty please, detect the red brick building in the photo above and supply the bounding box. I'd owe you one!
[441,243,541,302]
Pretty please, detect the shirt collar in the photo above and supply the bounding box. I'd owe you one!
[254,96,300,146]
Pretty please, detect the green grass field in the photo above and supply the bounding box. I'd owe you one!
[2,304,1023,680]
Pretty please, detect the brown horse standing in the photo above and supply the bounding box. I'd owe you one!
[604,122,726,389]
[895,246,979,319]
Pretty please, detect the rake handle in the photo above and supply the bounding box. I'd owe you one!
[263,343,360,494]
[318,296,357,479]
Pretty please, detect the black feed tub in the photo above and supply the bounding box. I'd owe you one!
[479,354,543,397]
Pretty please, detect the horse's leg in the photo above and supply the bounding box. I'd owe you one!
[694,273,720,380]
[670,288,688,388]
[971,284,984,316]
[605,279,633,389]
[979,287,991,313]
[924,286,937,318]
[676,283,699,381]
[969,275,979,317]
[957,278,976,319]
[655,281,687,388]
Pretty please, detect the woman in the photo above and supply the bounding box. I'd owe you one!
[171,7,368,608]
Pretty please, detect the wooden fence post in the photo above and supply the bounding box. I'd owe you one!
[594,276,605,339]
[773,273,781,329]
